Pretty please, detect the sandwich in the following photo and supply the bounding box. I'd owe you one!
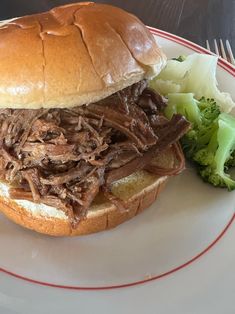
[0,2,190,236]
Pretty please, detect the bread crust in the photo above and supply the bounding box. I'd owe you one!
[0,2,166,109]
[0,146,178,236]
[0,144,181,236]
[0,175,167,236]
[0,3,170,236]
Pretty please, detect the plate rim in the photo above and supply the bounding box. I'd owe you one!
[148,27,235,76]
[0,27,234,291]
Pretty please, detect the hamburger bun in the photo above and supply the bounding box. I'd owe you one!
[0,148,175,236]
[0,3,186,237]
[0,2,166,109]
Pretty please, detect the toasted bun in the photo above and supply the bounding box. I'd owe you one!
[0,2,166,109]
[0,148,176,236]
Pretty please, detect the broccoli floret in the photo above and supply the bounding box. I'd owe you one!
[193,148,214,166]
[181,130,198,159]
[199,166,235,191]
[192,114,235,190]
[198,97,220,125]
[199,167,229,188]
[166,94,219,158]
[166,93,201,126]
[226,151,235,167]
[210,114,235,190]
[172,55,186,62]
[195,113,235,190]
[165,93,235,190]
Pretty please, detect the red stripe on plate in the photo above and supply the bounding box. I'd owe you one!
[0,27,234,290]
[0,213,234,290]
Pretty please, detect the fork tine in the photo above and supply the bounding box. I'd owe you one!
[214,39,220,56]
[225,40,235,65]
[219,39,228,61]
[206,40,211,51]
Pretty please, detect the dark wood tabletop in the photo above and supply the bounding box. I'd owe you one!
[0,0,234,52]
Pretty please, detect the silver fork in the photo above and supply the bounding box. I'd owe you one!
[206,39,235,65]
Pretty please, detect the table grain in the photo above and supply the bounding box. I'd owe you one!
[0,0,234,52]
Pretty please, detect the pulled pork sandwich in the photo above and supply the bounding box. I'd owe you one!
[0,2,190,236]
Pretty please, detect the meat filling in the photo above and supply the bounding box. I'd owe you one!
[0,80,190,227]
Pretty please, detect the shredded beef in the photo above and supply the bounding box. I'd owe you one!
[105,114,189,185]
[0,80,190,227]
[40,162,92,186]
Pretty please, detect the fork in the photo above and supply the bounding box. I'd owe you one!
[206,39,235,65]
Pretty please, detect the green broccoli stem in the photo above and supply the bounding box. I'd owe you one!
[166,93,201,126]
[214,116,235,189]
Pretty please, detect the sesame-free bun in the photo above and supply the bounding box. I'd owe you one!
[0,2,166,109]
[0,148,175,236]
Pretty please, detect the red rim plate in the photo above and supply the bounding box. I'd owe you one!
[0,27,234,290]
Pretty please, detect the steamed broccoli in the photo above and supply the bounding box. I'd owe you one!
[165,93,235,190]
[172,55,186,62]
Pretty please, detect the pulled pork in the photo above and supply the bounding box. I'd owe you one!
[0,80,190,227]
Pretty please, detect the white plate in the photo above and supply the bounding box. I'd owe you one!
[0,28,234,314]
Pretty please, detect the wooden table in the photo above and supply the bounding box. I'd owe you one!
[1,0,234,52]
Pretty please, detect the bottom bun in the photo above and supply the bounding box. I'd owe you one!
[0,148,176,236]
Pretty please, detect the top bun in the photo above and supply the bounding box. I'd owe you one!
[0,2,166,109]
